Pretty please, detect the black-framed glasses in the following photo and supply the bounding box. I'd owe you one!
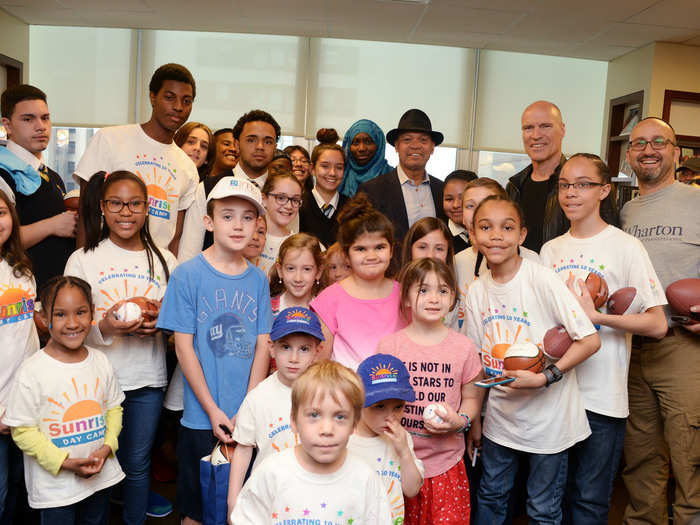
[267,193,302,207]
[557,182,606,192]
[628,138,676,151]
[102,199,148,214]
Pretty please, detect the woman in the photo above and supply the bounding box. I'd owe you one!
[339,119,392,197]
[284,145,313,192]
[174,122,214,181]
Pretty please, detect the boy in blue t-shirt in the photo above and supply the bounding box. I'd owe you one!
[157,177,273,525]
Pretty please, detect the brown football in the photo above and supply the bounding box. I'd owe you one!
[585,272,609,309]
[33,307,49,336]
[666,278,700,321]
[607,287,638,315]
[220,442,236,461]
[503,343,546,373]
[64,196,80,212]
[127,297,160,323]
[543,325,573,359]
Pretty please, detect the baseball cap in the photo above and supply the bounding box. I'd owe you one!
[270,307,324,342]
[676,157,700,173]
[357,354,416,407]
[206,176,265,216]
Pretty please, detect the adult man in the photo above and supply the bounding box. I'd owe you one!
[676,156,700,185]
[0,84,76,289]
[506,100,568,252]
[177,110,280,263]
[359,108,447,245]
[75,63,199,256]
[207,128,239,177]
[620,117,699,525]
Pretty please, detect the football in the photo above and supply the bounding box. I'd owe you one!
[666,278,700,321]
[210,442,236,465]
[33,302,49,336]
[64,189,80,212]
[585,272,609,309]
[503,343,546,373]
[543,326,573,359]
[607,287,641,315]
[127,296,159,323]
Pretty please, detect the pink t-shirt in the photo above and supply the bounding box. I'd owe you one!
[310,281,405,370]
[377,328,482,478]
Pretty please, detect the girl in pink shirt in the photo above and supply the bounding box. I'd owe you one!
[310,195,405,370]
[377,258,484,525]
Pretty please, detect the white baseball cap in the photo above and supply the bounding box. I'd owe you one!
[206,176,265,216]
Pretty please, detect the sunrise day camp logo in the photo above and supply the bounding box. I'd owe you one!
[0,284,35,326]
[134,154,179,221]
[285,308,311,325]
[268,415,297,452]
[44,378,105,448]
[480,304,533,376]
[550,254,605,279]
[95,265,161,319]
[370,363,399,385]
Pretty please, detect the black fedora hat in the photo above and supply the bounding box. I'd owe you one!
[386,108,444,147]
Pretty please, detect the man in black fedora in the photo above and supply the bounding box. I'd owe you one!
[359,108,447,244]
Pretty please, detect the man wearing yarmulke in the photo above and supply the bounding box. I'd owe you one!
[350,354,425,524]
[620,117,700,524]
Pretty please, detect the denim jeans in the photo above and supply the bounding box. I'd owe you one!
[564,410,625,525]
[39,487,111,525]
[116,387,164,525]
[0,433,23,525]
[475,437,568,525]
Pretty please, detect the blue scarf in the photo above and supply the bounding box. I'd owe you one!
[339,119,392,197]
[0,146,42,196]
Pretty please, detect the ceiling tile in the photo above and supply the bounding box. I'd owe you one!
[595,22,698,47]
[416,4,523,36]
[627,0,700,29]
[506,13,611,42]
[681,33,700,45]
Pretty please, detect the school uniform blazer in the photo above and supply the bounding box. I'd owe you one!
[358,168,447,244]
[299,190,348,247]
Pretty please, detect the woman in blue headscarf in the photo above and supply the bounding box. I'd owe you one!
[339,119,392,197]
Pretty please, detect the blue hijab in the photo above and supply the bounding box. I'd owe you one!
[339,119,392,197]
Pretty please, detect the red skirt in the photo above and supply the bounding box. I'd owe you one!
[405,458,470,525]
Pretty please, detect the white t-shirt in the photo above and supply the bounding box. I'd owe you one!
[465,258,596,454]
[348,433,424,524]
[64,238,177,391]
[73,124,199,248]
[455,246,539,335]
[178,181,208,264]
[540,225,667,417]
[163,364,184,411]
[0,260,39,419]
[257,233,290,280]
[231,447,392,525]
[4,348,125,509]
[233,372,295,470]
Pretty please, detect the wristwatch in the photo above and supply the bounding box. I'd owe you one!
[543,364,563,387]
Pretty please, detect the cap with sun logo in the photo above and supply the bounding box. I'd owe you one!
[357,353,416,407]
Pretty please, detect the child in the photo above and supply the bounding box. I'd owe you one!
[401,217,461,329]
[268,233,323,317]
[5,276,124,523]
[351,353,425,523]
[442,170,477,252]
[258,173,304,277]
[299,128,348,247]
[227,307,323,513]
[243,216,267,265]
[539,154,667,524]
[156,177,273,525]
[64,170,177,524]
[230,360,392,524]
[321,242,351,284]
[463,195,601,525]
[455,179,539,323]
[378,258,484,525]
[310,195,405,370]
[0,190,39,522]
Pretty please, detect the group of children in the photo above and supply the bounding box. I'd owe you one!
[0,146,667,525]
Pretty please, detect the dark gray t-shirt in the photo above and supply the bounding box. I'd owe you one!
[621,181,700,323]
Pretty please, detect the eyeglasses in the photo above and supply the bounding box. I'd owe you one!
[557,182,606,192]
[628,138,676,151]
[267,193,302,208]
[102,199,148,214]
[291,158,309,166]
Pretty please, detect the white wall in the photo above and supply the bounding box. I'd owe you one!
[0,8,29,81]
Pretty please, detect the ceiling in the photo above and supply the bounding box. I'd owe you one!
[2,0,700,61]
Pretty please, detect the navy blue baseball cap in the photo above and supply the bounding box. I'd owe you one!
[270,307,324,342]
[357,354,416,407]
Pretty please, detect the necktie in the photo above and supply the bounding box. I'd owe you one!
[322,203,333,218]
[38,164,50,183]
[249,179,260,189]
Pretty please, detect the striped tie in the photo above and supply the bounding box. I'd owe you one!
[38,164,50,182]
[322,203,333,218]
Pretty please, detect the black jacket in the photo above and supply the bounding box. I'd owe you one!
[299,190,348,247]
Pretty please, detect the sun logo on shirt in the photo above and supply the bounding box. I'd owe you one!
[43,377,106,447]
[480,305,534,376]
[134,157,178,221]
[0,284,35,325]
[95,267,155,318]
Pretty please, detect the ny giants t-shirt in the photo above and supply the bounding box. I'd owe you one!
[156,254,272,429]
[377,329,482,477]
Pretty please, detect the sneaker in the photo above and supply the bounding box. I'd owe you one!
[146,491,173,518]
